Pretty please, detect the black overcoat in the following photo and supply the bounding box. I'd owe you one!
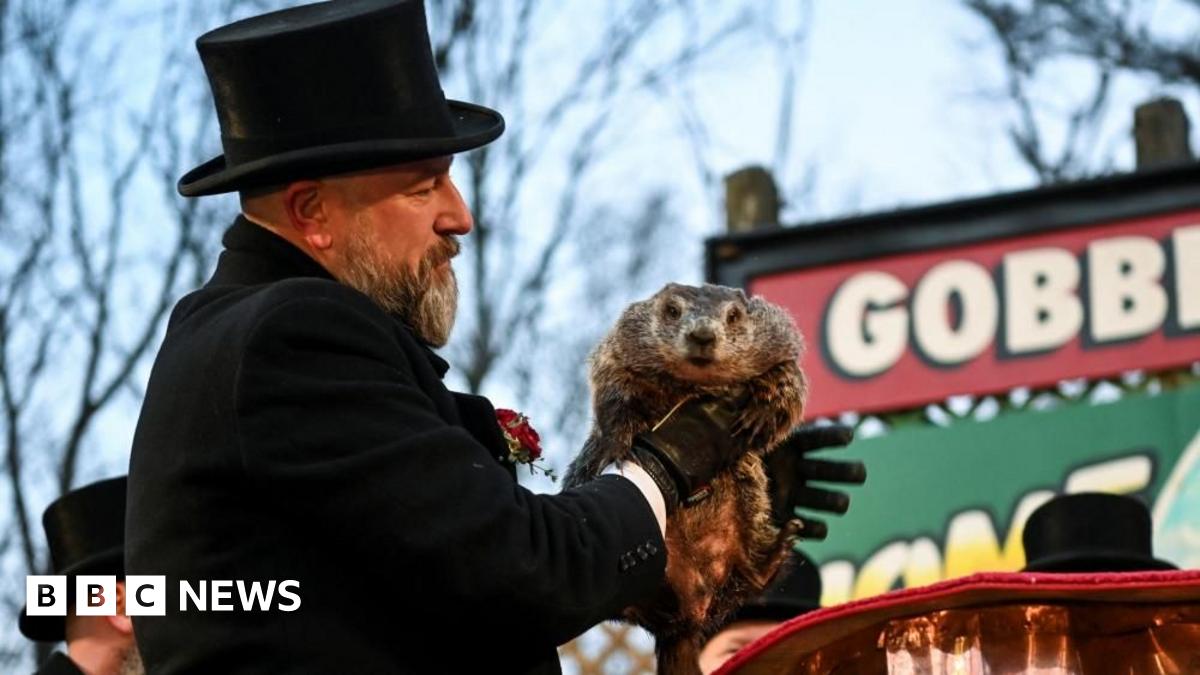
[127,218,665,673]
[32,653,85,675]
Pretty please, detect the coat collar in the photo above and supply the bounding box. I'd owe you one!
[35,652,86,675]
[208,216,451,379]
[422,346,450,378]
[208,215,333,286]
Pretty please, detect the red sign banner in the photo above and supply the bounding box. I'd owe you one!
[750,210,1200,418]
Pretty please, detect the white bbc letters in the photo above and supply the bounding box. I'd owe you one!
[126,575,167,616]
[26,576,66,616]
[29,575,303,614]
[210,580,235,611]
[74,575,116,616]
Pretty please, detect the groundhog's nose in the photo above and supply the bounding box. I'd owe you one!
[687,326,716,347]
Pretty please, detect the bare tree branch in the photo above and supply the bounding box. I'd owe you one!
[963,0,1190,182]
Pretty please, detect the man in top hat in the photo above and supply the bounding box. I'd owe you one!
[127,1,864,672]
[698,550,823,674]
[1021,492,1176,572]
[20,477,142,675]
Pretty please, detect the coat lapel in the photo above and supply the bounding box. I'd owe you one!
[452,392,517,479]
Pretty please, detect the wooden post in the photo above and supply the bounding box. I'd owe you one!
[1134,97,1192,170]
[724,166,781,234]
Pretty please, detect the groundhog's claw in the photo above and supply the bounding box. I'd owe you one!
[733,405,793,451]
[732,407,773,449]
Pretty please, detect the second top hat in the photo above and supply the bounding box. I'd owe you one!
[19,476,128,642]
[1021,492,1176,573]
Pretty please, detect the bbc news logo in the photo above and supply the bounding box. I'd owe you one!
[26,576,301,616]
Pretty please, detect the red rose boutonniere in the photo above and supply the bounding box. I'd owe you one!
[495,409,556,481]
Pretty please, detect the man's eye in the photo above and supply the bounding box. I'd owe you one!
[411,179,438,196]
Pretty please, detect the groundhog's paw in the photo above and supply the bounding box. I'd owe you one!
[755,362,807,426]
[731,406,780,450]
[779,518,804,545]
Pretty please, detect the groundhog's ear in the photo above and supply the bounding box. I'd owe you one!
[747,295,775,317]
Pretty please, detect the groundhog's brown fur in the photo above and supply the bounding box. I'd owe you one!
[564,282,808,675]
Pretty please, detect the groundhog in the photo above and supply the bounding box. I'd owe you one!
[564,282,808,675]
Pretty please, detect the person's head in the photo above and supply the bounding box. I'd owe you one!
[178,0,504,346]
[241,156,470,346]
[63,580,142,675]
[19,476,142,673]
[699,619,779,674]
[698,551,822,674]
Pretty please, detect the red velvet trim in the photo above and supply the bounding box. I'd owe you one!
[716,569,1200,674]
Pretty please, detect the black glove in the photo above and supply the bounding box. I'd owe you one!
[765,424,866,540]
[630,397,743,512]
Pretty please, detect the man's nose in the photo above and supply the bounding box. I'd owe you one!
[435,177,473,236]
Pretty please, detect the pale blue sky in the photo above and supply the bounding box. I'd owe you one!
[21,0,1200,501]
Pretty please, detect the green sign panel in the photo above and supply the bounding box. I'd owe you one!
[806,384,1200,606]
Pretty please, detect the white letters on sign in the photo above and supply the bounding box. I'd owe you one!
[825,271,909,377]
[912,260,997,365]
[1003,248,1083,354]
[822,225,1200,377]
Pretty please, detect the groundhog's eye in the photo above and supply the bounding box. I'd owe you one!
[726,307,742,325]
[664,303,682,320]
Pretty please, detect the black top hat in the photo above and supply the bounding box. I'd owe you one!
[19,476,128,643]
[178,0,504,197]
[1021,492,1176,573]
[725,551,822,625]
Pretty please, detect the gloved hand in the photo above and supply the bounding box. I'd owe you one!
[630,397,744,513]
[765,424,866,540]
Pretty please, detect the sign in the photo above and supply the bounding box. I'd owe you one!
[707,163,1200,418]
[751,212,1200,418]
[802,385,1200,606]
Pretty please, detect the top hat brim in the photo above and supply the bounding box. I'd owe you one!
[178,100,503,197]
[18,546,124,642]
[1022,549,1177,573]
[18,608,66,643]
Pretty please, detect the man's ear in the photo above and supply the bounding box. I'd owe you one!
[107,613,134,635]
[109,582,133,635]
[282,180,333,251]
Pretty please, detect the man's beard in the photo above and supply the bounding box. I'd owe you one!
[118,645,145,675]
[338,224,460,347]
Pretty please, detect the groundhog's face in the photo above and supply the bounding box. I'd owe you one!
[616,282,800,385]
